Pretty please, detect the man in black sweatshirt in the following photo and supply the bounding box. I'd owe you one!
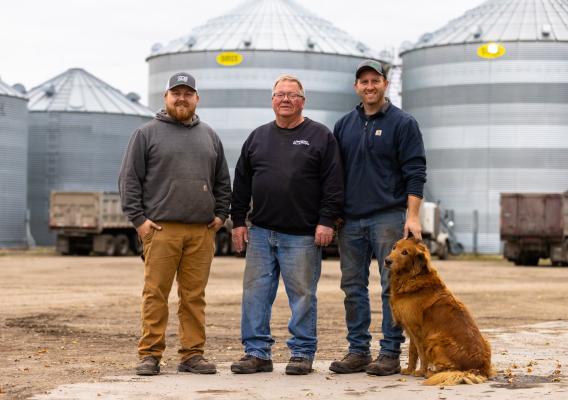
[230,75,343,375]
[119,72,231,376]
[329,60,427,376]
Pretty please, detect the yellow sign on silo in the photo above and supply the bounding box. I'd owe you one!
[216,52,244,66]
[477,43,506,59]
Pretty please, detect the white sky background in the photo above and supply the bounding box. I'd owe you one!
[1,0,482,105]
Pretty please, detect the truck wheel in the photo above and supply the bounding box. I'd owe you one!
[102,235,116,256]
[114,234,130,256]
[215,230,231,256]
[438,242,449,260]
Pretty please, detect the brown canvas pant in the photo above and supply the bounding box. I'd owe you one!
[138,222,215,362]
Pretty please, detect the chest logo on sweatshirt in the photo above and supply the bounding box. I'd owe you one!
[375,130,382,137]
[292,140,310,146]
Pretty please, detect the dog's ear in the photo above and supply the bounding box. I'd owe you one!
[412,250,428,275]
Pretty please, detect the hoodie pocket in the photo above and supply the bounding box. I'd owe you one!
[156,179,215,219]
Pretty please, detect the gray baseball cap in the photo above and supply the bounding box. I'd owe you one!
[166,72,197,91]
[355,60,384,78]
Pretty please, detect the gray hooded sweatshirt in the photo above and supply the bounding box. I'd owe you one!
[118,110,231,228]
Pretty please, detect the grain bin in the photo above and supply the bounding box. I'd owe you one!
[400,0,568,253]
[27,68,153,245]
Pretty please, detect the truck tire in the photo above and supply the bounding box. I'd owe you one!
[438,242,449,260]
[517,252,539,266]
[215,230,231,256]
[101,235,116,256]
[114,234,130,256]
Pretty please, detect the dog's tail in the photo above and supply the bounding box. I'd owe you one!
[423,370,489,386]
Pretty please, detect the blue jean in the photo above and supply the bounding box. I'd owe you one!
[240,225,322,360]
[338,210,405,357]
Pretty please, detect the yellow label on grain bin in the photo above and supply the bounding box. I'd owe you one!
[477,43,506,59]
[216,52,243,66]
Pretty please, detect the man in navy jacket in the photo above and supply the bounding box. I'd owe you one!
[329,60,427,375]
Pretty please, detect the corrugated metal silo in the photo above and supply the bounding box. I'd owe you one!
[147,0,386,176]
[400,0,568,253]
[27,68,153,245]
[0,78,28,248]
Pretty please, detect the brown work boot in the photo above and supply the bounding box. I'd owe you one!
[285,357,313,375]
[231,355,273,374]
[135,355,160,376]
[366,353,401,376]
[177,354,217,374]
[329,353,372,373]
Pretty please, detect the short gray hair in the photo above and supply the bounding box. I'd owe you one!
[272,74,305,97]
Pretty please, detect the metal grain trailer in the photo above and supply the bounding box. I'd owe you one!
[50,191,139,256]
[501,192,568,266]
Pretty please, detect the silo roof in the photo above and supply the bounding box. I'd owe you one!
[27,68,153,116]
[0,77,26,99]
[407,0,568,51]
[148,0,378,59]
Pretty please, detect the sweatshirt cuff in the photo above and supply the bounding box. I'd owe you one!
[132,215,146,228]
[318,216,335,228]
[232,216,247,228]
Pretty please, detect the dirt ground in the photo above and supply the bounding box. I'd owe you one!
[1,252,567,399]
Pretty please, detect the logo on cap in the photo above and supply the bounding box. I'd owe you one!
[177,76,189,82]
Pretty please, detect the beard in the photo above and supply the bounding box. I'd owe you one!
[166,101,194,122]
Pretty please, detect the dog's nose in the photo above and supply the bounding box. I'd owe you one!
[385,257,392,266]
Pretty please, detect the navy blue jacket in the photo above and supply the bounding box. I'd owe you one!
[333,102,426,218]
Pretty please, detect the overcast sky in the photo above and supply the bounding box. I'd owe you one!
[1,0,482,104]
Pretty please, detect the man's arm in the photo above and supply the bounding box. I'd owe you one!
[211,136,232,228]
[404,195,422,239]
[316,132,344,246]
[397,117,427,239]
[118,129,147,228]
[230,137,253,252]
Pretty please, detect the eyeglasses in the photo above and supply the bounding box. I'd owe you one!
[272,92,304,100]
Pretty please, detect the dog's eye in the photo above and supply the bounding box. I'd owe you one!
[401,250,408,255]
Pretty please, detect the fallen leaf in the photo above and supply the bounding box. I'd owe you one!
[398,378,407,382]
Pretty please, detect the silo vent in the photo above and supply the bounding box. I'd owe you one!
[471,25,482,39]
[126,92,141,103]
[44,84,56,97]
[151,43,163,53]
[186,36,197,48]
[13,83,27,94]
[542,24,552,37]
[419,33,433,43]
[356,42,369,53]
[306,37,316,50]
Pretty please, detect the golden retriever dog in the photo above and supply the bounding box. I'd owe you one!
[385,238,494,385]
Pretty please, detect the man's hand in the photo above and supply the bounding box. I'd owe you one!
[403,214,422,240]
[315,225,334,246]
[136,219,162,239]
[232,226,248,253]
[208,217,224,232]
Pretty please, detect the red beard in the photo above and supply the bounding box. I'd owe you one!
[166,102,194,122]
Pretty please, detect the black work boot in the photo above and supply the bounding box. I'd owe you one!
[135,355,160,376]
[366,353,401,376]
[177,354,217,374]
[231,355,273,374]
[285,357,313,375]
[329,353,372,373]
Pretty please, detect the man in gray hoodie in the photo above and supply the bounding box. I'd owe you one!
[119,72,231,376]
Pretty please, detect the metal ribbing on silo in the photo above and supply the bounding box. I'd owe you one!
[0,79,29,248]
[27,69,153,245]
[147,0,385,177]
[401,0,568,253]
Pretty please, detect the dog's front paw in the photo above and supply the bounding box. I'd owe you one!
[413,369,427,377]
[401,368,415,375]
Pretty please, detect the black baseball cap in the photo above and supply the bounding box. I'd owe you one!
[355,60,384,78]
[166,72,196,91]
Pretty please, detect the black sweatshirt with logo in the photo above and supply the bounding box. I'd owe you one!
[231,118,344,236]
